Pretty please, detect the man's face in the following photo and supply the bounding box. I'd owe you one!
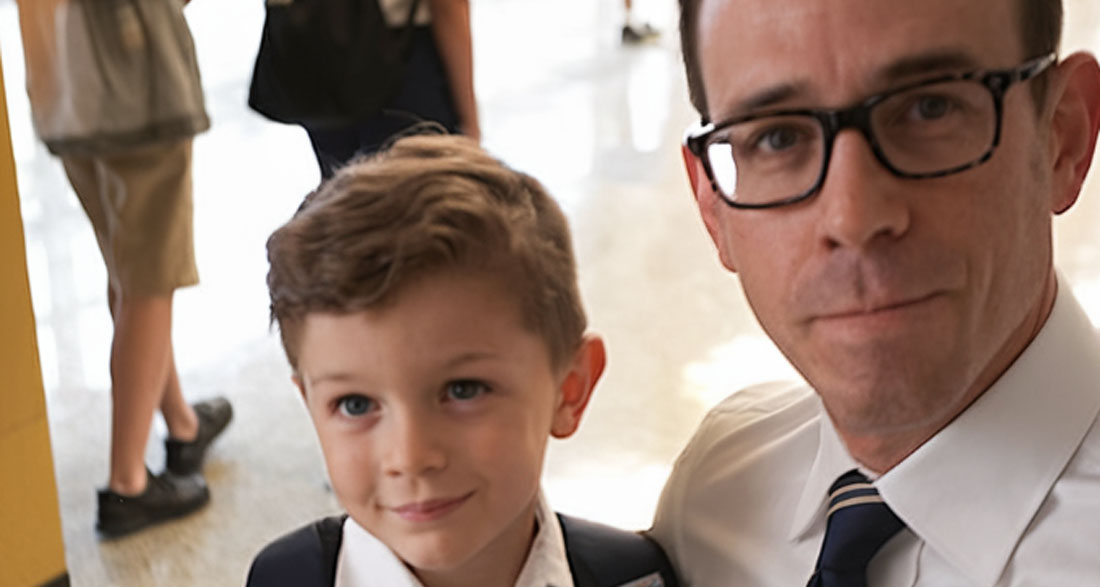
[294,270,574,578]
[691,0,1059,435]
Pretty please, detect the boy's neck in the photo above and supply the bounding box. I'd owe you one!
[413,504,539,587]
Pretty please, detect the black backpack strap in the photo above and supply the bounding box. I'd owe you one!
[558,514,680,587]
[246,515,347,587]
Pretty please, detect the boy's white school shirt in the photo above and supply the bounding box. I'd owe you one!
[334,490,575,587]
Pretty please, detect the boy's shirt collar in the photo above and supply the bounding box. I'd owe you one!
[515,490,576,587]
[335,489,575,587]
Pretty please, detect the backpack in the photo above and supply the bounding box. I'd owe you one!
[245,514,680,587]
[247,0,423,128]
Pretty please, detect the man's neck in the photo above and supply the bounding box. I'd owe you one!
[839,270,1060,474]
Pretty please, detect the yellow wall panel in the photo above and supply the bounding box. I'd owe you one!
[0,48,68,587]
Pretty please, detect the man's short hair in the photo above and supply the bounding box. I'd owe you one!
[266,134,587,372]
[677,0,1063,117]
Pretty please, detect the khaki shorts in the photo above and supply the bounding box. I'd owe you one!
[61,139,199,296]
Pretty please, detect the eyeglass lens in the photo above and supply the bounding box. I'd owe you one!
[707,78,998,206]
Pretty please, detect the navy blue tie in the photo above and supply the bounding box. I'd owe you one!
[806,469,906,587]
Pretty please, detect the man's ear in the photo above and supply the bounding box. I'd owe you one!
[550,334,607,439]
[682,143,738,272]
[1046,52,1100,215]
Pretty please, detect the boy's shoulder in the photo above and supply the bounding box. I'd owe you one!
[246,515,346,587]
[558,513,680,587]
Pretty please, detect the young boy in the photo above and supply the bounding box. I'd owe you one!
[248,134,678,587]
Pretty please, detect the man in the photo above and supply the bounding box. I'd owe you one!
[16,0,232,537]
[651,0,1100,585]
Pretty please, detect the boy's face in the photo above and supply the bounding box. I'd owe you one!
[294,269,604,577]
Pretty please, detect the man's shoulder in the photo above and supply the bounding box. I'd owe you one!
[661,379,820,492]
[693,380,820,446]
[709,379,816,413]
[662,380,822,492]
[651,380,823,581]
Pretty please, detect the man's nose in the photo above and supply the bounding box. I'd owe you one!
[815,129,911,250]
[382,411,447,477]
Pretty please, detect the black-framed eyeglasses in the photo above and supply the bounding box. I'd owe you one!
[684,53,1057,209]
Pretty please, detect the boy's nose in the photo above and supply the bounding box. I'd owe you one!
[382,414,447,477]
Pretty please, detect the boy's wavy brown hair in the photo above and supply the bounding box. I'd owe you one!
[266,134,586,373]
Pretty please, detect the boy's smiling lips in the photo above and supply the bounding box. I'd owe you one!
[389,491,475,522]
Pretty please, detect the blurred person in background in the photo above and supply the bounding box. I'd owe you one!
[15,0,232,538]
[250,0,480,179]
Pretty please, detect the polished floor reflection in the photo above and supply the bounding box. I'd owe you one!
[3,0,1100,584]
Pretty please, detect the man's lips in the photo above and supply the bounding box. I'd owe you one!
[814,292,942,321]
[389,492,474,522]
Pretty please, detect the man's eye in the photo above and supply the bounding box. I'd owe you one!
[759,127,800,151]
[913,95,952,120]
[741,122,815,155]
[336,395,375,417]
[445,380,490,402]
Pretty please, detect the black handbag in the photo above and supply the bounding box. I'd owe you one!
[247,0,422,128]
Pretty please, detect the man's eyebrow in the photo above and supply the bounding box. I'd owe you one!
[714,49,982,122]
[873,50,983,85]
[718,81,812,121]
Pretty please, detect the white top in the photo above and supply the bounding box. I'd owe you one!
[335,490,575,587]
[378,0,431,27]
[652,281,1100,587]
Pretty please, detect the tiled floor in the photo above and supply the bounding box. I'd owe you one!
[2,0,1099,585]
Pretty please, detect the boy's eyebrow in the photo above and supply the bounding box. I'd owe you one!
[307,372,358,387]
[443,350,503,368]
[306,351,503,386]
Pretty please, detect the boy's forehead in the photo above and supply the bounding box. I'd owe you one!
[697,0,1021,117]
[294,271,557,379]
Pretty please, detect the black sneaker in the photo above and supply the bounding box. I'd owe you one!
[96,469,210,538]
[166,397,233,475]
[622,22,660,44]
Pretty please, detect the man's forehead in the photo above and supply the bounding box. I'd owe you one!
[696,0,1022,118]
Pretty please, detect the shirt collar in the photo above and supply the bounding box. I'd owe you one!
[789,280,1100,587]
[336,489,574,587]
[789,407,860,540]
[337,516,423,587]
[515,491,576,587]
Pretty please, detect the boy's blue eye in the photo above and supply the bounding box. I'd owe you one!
[445,380,490,401]
[337,394,375,417]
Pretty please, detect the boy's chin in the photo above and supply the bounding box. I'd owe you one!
[382,500,539,580]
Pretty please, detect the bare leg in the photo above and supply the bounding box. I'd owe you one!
[107,292,179,494]
[160,350,198,442]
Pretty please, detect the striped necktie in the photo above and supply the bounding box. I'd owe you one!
[806,469,906,587]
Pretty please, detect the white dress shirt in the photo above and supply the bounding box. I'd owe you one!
[335,490,575,587]
[652,282,1100,587]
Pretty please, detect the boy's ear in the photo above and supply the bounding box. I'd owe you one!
[550,334,607,439]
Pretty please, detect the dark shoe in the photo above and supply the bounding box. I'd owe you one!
[96,469,210,538]
[166,397,233,475]
[621,22,660,44]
